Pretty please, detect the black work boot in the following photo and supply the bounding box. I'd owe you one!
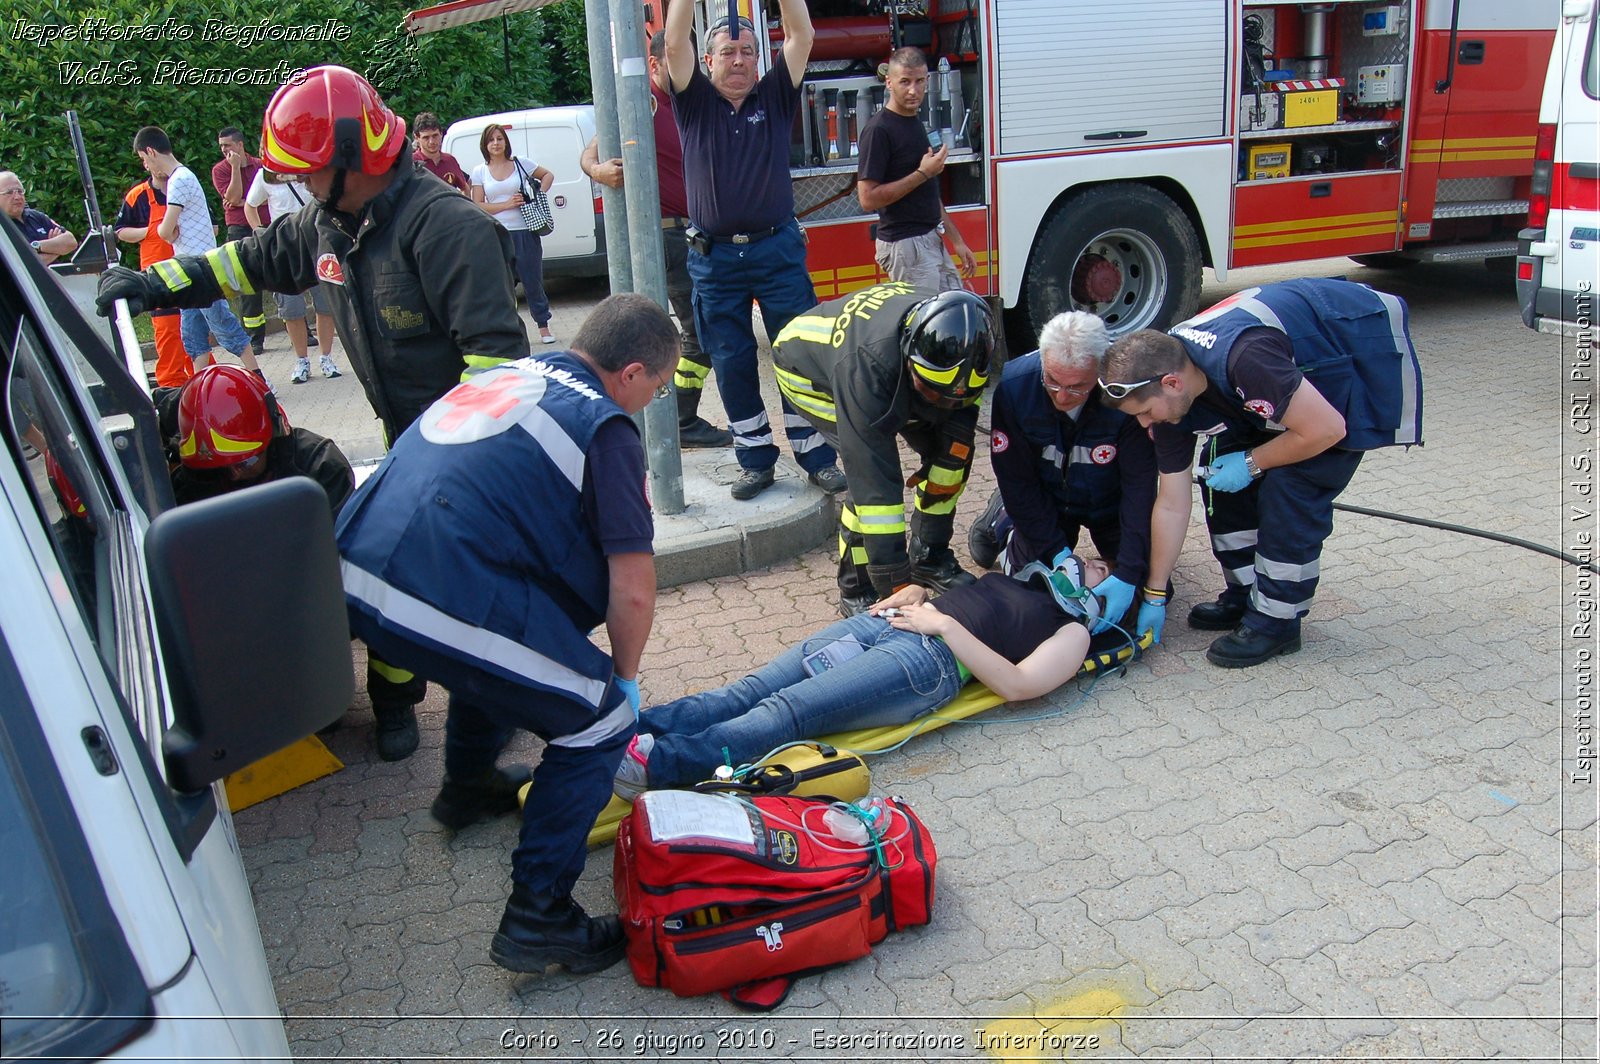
[490,885,627,974]
[678,416,732,448]
[967,491,1005,571]
[838,592,876,618]
[909,537,977,593]
[1205,625,1302,668]
[372,702,419,762]
[430,765,533,829]
[1187,593,1250,631]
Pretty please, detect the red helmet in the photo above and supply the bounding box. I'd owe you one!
[260,65,406,176]
[177,365,283,469]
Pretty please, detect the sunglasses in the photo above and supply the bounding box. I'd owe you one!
[1097,375,1161,400]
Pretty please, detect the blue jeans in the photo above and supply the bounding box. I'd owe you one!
[179,299,251,359]
[686,219,835,474]
[640,614,964,787]
[507,229,550,327]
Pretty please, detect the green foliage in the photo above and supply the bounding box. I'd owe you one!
[0,0,590,257]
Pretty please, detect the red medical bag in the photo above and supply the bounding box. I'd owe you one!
[613,791,936,1008]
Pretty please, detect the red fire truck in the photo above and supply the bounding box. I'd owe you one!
[408,0,1558,339]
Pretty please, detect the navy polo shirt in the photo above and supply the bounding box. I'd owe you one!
[672,54,800,237]
[18,207,60,244]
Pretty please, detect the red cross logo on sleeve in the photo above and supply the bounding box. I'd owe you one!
[434,374,524,431]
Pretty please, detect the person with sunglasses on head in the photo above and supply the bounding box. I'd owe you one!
[968,311,1159,639]
[1100,278,1423,668]
[772,282,995,617]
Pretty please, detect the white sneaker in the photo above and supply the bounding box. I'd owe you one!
[291,358,310,384]
[319,355,341,379]
[612,733,653,802]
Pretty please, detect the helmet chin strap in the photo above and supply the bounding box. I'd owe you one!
[317,167,349,211]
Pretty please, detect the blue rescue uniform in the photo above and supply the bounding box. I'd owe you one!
[990,350,1157,584]
[338,353,647,895]
[1153,278,1423,635]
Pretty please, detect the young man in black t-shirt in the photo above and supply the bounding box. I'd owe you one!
[856,48,975,292]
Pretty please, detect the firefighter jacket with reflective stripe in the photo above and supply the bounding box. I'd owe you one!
[773,283,980,573]
[1171,278,1423,451]
[146,146,528,443]
[336,354,634,713]
[990,351,1156,584]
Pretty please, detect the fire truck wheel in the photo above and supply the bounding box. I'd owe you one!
[1024,184,1201,339]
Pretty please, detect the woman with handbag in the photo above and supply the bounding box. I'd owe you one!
[470,124,557,344]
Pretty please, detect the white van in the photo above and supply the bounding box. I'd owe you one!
[443,105,607,280]
[1517,0,1599,333]
[0,221,350,1056]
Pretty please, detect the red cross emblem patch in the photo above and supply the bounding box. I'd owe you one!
[1091,444,1117,464]
[421,371,544,443]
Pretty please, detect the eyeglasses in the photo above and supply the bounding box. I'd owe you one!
[1097,375,1160,400]
[0,188,24,197]
[654,382,672,400]
[1042,372,1094,398]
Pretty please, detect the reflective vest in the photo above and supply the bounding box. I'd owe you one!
[994,350,1129,525]
[1171,278,1423,450]
[337,353,634,712]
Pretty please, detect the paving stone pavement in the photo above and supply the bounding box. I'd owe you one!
[237,260,1598,1061]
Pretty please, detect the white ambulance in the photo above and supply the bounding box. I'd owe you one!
[1517,0,1600,334]
[0,221,349,1057]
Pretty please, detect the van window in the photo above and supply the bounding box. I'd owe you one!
[1585,13,1598,99]
[0,633,152,1057]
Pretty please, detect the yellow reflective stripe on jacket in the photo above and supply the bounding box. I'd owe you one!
[774,366,837,423]
[773,315,836,347]
[461,353,512,379]
[367,657,416,684]
[203,245,256,298]
[152,258,191,292]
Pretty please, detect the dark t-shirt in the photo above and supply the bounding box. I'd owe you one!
[419,152,471,193]
[212,157,262,228]
[18,207,60,244]
[672,54,801,236]
[583,416,654,556]
[934,573,1080,663]
[1153,327,1304,473]
[651,83,689,219]
[857,109,939,241]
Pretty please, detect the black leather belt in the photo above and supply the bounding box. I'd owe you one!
[711,219,790,245]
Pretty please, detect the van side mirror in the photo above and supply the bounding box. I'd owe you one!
[146,477,354,792]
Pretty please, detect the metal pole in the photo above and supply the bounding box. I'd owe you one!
[585,0,631,292]
[609,0,684,513]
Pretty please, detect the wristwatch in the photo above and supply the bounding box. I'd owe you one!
[29,240,41,252]
[1243,450,1264,479]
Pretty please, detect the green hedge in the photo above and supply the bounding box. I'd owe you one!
[0,0,590,258]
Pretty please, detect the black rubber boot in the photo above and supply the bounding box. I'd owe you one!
[490,885,627,974]
[1187,593,1250,631]
[967,491,1005,571]
[1205,625,1302,668]
[838,592,876,618]
[909,537,977,592]
[430,765,533,829]
[372,703,419,762]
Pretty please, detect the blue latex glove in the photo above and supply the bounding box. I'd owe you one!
[615,676,641,718]
[1201,451,1254,493]
[1137,599,1167,644]
[1091,575,1136,634]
